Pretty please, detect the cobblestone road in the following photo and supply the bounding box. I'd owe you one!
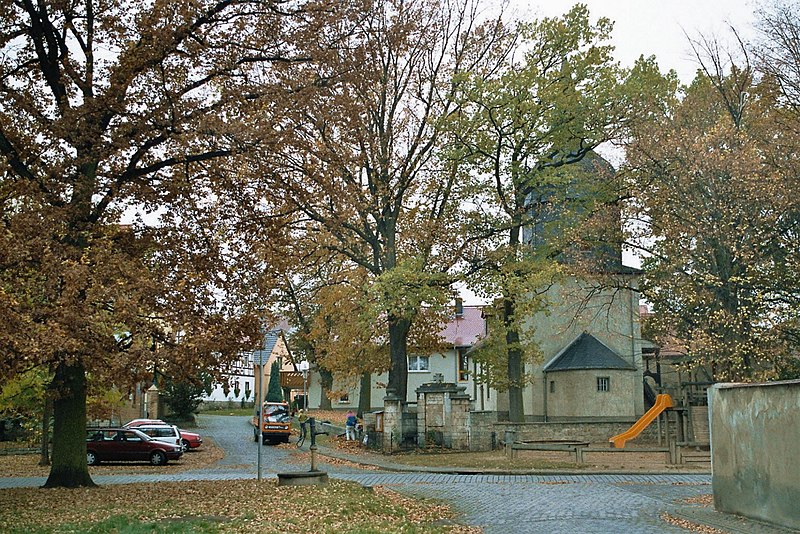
[1,415,794,533]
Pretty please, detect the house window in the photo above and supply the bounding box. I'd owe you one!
[338,393,349,403]
[408,355,429,372]
[457,348,469,381]
[550,380,555,393]
[597,377,610,392]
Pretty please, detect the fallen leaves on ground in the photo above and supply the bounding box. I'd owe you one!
[682,494,714,506]
[0,439,225,478]
[0,479,477,533]
[661,512,727,533]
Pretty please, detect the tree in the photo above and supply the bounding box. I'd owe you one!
[266,360,283,402]
[452,5,659,421]
[0,0,333,487]
[625,32,800,381]
[162,375,208,419]
[251,0,513,402]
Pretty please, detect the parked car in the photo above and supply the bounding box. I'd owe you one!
[123,419,203,450]
[85,428,183,466]
[175,428,203,450]
[134,424,183,451]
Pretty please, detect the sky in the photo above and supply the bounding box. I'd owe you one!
[508,0,758,84]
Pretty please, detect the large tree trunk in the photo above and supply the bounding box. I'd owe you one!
[504,297,525,422]
[357,371,371,418]
[43,361,95,488]
[39,396,51,466]
[386,316,411,401]
[318,367,333,410]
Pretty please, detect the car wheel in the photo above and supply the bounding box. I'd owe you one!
[181,439,190,452]
[87,451,99,466]
[149,451,167,466]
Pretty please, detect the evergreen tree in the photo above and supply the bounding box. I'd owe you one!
[266,361,283,403]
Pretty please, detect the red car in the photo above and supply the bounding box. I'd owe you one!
[123,419,203,450]
[86,428,183,466]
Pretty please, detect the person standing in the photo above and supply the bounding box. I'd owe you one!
[345,410,357,440]
[297,409,309,443]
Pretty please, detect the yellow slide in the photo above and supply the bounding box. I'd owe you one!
[609,393,673,448]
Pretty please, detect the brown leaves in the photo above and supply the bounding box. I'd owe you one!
[0,438,224,478]
[0,478,472,533]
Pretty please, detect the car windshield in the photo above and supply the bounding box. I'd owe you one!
[264,404,289,422]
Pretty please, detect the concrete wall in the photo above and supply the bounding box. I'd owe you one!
[545,369,638,420]
[708,380,800,530]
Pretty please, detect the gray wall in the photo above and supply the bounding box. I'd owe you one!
[545,369,638,420]
[708,380,800,530]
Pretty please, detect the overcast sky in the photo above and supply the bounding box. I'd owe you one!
[509,0,758,84]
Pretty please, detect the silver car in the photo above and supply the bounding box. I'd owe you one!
[134,424,185,451]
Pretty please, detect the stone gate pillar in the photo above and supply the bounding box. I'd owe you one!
[416,382,471,450]
[382,389,403,452]
[145,384,160,419]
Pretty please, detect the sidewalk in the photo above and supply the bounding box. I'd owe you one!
[313,444,798,533]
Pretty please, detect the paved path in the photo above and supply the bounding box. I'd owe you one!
[1,415,794,533]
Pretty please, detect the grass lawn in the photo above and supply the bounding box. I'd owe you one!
[0,479,477,533]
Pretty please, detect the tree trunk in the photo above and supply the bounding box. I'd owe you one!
[357,371,372,418]
[318,367,333,410]
[43,361,96,488]
[386,315,411,401]
[504,296,525,422]
[39,396,51,466]
[505,220,525,423]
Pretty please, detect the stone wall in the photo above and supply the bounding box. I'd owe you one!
[469,420,661,450]
[708,380,800,530]
[468,411,499,451]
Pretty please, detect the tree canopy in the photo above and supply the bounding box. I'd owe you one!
[625,18,800,381]
[0,0,336,487]
[252,0,511,401]
[450,5,666,420]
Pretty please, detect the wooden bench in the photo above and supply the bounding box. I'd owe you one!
[508,441,679,464]
[576,446,674,464]
[508,441,590,462]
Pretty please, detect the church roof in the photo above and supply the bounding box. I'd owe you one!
[543,332,637,372]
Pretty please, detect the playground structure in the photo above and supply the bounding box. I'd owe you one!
[609,394,673,448]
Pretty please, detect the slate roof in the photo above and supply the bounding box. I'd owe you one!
[543,332,636,372]
[252,328,282,366]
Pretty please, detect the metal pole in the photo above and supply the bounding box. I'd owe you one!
[257,360,264,481]
[303,371,308,411]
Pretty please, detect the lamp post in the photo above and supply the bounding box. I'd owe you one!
[298,360,309,411]
[256,358,264,481]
